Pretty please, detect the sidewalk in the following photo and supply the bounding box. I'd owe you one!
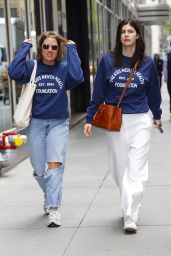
[0,83,171,256]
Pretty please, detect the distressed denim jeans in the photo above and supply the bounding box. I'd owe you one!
[27,117,69,207]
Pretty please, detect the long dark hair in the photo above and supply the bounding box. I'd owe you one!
[113,18,146,68]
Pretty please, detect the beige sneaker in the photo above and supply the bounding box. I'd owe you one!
[124,222,137,233]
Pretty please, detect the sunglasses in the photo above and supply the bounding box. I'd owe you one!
[42,44,59,51]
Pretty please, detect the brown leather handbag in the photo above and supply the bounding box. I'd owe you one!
[92,63,138,132]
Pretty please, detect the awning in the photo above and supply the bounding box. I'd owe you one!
[137,4,170,25]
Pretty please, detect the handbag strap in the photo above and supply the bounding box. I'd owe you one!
[117,61,138,107]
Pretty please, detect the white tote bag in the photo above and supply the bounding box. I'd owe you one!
[13,60,37,129]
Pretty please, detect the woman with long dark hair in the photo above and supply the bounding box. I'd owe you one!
[84,18,162,233]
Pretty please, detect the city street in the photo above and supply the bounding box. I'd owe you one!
[0,83,171,256]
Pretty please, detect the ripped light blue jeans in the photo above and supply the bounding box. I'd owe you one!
[27,117,69,208]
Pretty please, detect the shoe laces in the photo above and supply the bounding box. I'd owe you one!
[49,208,61,220]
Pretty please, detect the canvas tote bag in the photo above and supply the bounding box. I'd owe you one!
[13,60,37,129]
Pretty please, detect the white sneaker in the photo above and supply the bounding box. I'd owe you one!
[48,208,61,228]
[124,222,137,233]
[43,194,50,215]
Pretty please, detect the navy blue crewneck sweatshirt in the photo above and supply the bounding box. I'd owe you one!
[8,42,84,119]
[86,52,162,123]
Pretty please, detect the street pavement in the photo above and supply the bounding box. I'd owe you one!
[0,82,171,256]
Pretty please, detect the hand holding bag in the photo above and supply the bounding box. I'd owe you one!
[92,63,138,132]
[13,60,37,129]
[92,103,122,131]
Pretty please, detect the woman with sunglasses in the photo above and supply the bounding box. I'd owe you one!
[8,31,84,228]
[84,18,162,233]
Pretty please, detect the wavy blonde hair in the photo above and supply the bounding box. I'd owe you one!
[37,31,67,62]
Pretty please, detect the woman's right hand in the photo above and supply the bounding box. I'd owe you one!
[84,124,92,137]
[65,40,75,45]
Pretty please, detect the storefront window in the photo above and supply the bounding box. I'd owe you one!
[57,0,67,37]
[26,1,36,59]
[87,1,101,84]
[10,0,36,114]
[106,11,112,51]
[9,0,25,104]
[97,4,104,60]
[0,0,37,132]
[0,0,11,131]
[87,1,106,86]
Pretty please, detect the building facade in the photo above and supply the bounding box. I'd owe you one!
[0,0,169,172]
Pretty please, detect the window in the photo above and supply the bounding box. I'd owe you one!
[106,0,111,9]
[0,8,4,17]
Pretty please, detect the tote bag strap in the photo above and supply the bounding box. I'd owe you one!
[20,60,37,97]
[30,60,37,84]
[117,61,138,107]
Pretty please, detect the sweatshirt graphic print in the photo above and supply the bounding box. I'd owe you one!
[35,74,63,94]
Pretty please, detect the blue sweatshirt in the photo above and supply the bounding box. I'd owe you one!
[86,52,162,123]
[8,42,84,119]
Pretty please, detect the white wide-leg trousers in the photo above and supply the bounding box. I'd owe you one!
[106,112,152,223]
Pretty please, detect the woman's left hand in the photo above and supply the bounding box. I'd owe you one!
[153,119,162,127]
